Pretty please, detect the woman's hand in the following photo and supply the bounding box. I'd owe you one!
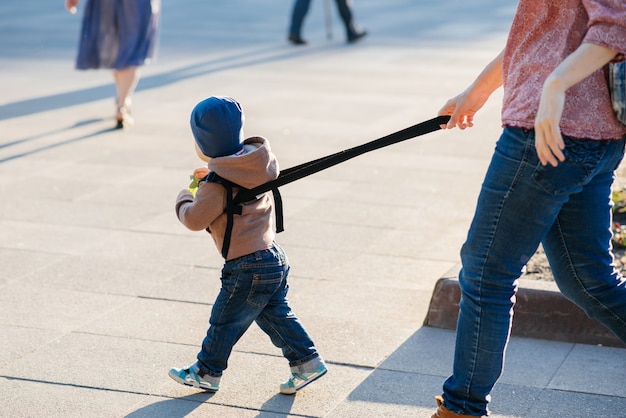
[534,76,566,167]
[438,87,490,130]
[534,43,618,167]
[438,50,504,130]
[65,0,79,14]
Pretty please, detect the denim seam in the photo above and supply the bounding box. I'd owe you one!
[460,129,532,410]
[554,218,626,329]
[257,315,290,352]
[201,272,246,372]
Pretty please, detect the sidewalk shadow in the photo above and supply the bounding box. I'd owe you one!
[0,45,324,122]
[342,325,626,416]
[122,391,295,417]
[343,327,452,411]
[0,118,116,164]
[254,392,295,417]
[124,392,215,418]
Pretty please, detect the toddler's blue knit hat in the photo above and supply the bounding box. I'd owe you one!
[190,96,245,158]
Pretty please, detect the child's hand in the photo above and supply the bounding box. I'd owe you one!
[193,167,210,179]
[188,167,210,197]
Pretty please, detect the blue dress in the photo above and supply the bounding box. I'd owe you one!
[76,0,160,70]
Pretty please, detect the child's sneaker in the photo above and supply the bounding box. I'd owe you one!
[279,364,327,394]
[168,363,220,392]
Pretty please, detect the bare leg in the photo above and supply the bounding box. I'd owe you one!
[113,66,140,128]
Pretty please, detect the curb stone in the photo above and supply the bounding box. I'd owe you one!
[424,263,626,348]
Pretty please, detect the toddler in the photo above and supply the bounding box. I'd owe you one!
[169,96,326,395]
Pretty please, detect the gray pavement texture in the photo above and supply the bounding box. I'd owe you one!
[1,1,625,417]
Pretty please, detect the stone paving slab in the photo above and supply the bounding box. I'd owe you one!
[1,1,625,417]
[0,378,149,418]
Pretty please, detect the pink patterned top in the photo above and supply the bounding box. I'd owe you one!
[502,0,626,139]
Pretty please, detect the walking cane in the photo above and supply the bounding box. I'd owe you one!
[324,0,333,39]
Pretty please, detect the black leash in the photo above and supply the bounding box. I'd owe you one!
[212,115,449,258]
[234,115,450,206]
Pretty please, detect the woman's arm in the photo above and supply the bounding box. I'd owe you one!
[438,50,504,130]
[534,43,619,167]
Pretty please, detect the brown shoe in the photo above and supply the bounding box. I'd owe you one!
[431,396,484,417]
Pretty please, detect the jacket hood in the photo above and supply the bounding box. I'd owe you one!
[207,136,279,189]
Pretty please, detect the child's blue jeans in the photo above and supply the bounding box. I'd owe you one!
[197,243,321,377]
[442,127,626,416]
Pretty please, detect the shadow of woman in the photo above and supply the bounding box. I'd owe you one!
[0,119,118,164]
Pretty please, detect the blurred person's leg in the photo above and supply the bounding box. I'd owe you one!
[334,0,366,42]
[113,67,140,128]
[289,0,311,44]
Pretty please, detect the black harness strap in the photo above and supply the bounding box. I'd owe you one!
[206,115,450,258]
[202,172,283,258]
[222,179,238,259]
[202,172,245,259]
[271,187,284,233]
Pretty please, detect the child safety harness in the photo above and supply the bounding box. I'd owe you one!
[203,115,450,258]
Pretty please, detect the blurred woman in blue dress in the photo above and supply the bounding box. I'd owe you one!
[65,0,161,129]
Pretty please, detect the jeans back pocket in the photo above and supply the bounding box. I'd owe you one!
[247,271,284,309]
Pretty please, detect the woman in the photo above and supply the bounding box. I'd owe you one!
[431,0,626,416]
[65,0,161,129]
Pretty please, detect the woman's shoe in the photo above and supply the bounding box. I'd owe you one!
[431,396,485,418]
[115,104,134,130]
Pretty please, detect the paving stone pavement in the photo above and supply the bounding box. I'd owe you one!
[1,1,625,417]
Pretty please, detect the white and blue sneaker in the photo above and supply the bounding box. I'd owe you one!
[279,364,327,394]
[168,363,220,392]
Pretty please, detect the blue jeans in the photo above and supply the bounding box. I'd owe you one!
[197,243,322,377]
[442,127,626,416]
